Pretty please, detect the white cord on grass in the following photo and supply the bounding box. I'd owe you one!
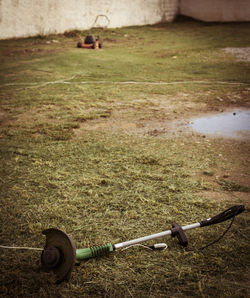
[121,243,168,251]
[121,244,153,251]
[80,80,250,86]
[1,80,249,87]
[0,245,43,251]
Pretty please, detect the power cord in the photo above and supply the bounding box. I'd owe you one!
[0,245,43,251]
[191,216,235,251]
[121,243,168,252]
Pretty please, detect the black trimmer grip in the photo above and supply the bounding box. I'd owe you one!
[171,223,188,246]
[200,205,245,227]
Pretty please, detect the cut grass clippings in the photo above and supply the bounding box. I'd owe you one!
[0,18,250,297]
[0,133,249,297]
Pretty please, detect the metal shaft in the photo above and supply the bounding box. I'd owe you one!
[114,222,200,250]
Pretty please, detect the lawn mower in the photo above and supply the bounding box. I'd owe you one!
[77,35,102,49]
[40,205,245,283]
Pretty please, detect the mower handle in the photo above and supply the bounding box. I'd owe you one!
[200,205,245,227]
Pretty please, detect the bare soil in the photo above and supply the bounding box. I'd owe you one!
[224,47,250,62]
[74,94,250,140]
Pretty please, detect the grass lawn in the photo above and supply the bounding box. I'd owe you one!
[0,18,250,297]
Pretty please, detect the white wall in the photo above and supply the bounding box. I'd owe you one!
[180,0,250,22]
[0,0,179,39]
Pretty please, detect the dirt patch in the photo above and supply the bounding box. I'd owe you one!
[198,191,249,207]
[74,95,209,138]
[224,47,250,62]
[74,94,250,140]
[0,105,64,130]
[0,111,8,123]
[2,45,64,57]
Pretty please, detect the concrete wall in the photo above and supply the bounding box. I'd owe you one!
[0,0,179,39]
[180,0,250,22]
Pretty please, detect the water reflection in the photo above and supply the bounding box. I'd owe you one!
[190,109,250,139]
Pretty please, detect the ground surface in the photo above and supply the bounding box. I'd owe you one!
[0,19,250,297]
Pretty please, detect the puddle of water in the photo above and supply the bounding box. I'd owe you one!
[190,109,250,140]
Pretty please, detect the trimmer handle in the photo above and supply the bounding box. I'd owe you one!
[200,205,245,227]
[171,223,188,246]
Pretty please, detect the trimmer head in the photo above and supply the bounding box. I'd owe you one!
[41,229,76,283]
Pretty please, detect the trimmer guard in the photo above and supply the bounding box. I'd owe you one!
[41,228,76,283]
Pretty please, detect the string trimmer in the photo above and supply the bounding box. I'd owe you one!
[41,205,245,283]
